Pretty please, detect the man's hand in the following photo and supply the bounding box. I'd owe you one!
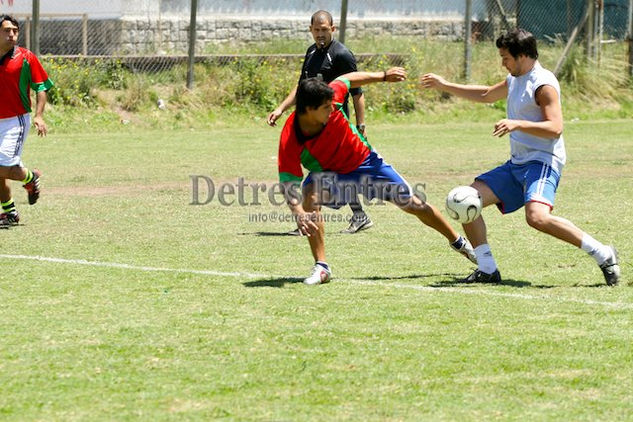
[267,108,284,127]
[356,124,366,137]
[32,116,47,137]
[385,67,407,82]
[420,73,448,90]
[493,119,521,137]
[295,211,320,236]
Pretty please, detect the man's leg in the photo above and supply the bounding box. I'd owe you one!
[0,165,27,181]
[0,165,40,205]
[460,180,502,282]
[525,201,620,285]
[341,189,373,234]
[301,184,331,285]
[399,194,458,241]
[397,193,476,264]
[0,116,40,207]
[303,184,326,262]
[0,178,12,203]
[0,178,19,224]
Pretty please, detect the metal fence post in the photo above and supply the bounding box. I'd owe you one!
[628,0,633,77]
[24,17,30,50]
[187,0,197,90]
[82,14,88,55]
[585,0,595,60]
[464,0,472,81]
[339,0,348,44]
[31,0,40,55]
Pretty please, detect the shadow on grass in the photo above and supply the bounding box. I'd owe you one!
[350,273,462,281]
[241,231,298,237]
[432,276,534,288]
[243,277,303,288]
[353,273,537,288]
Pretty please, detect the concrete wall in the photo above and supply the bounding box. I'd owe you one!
[4,1,477,55]
[118,17,465,54]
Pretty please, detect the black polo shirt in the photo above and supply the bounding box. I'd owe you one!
[299,39,362,117]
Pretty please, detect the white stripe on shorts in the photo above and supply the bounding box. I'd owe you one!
[0,113,30,167]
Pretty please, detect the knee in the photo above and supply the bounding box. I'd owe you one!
[525,209,549,231]
[302,192,321,213]
[401,197,430,216]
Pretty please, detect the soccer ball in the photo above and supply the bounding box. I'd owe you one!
[445,186,482,223]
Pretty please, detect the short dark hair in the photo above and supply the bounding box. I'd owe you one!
[495,28,538,60]
[0,15,19,31]
[296,78,334,114]
[311,10,334,26]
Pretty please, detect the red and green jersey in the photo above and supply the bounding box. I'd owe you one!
[0,46,54,119]
[278,78,371,182]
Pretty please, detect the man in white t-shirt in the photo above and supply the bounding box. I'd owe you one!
[421,28,620,286]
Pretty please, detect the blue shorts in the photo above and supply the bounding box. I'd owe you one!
[476,160,561,214]
[303,151,412,209]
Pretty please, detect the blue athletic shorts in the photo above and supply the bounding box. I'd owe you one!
[303,151,412,209]
[476,160,561,214]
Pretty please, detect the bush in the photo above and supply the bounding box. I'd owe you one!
[38,37,633,125]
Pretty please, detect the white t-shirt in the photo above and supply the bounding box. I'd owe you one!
[506,62,566,174]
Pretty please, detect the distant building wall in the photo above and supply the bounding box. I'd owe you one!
[118,17,465,54]
[3,0,515,55]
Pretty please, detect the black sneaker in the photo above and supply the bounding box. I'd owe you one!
[0,210,20,226]
[341,214,373,234]
[23,169,42,205]
[600,246,620,286]
[462,269,502,283]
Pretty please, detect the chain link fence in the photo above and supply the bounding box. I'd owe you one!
[1,0,632,110]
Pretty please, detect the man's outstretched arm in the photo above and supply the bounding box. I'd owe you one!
[339,67,407,88]
[420,73,507,103]
[267,86,298,127]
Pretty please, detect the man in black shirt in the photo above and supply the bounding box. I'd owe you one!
[267,10,373,234]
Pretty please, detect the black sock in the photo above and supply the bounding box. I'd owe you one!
[316,261,330,271]
[451,236,466,249]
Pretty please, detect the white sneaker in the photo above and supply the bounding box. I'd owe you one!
[451,237,477,264]
[303,263,332,285]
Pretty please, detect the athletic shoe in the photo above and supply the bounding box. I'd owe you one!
[23,169,42,205]
[303,263,332,285]
[341,213,373,234]
[0,210,20,226]
[461,269,501,283]
[451,238,477,264]
[0,217,10,229]
[600,246,620,286]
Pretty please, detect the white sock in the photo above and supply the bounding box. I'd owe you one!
[580,233,611,265]
[475,244,497,274]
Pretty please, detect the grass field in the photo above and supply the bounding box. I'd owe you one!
[1,119,632,420]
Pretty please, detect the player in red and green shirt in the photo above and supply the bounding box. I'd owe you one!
[278,67,477,285]
[0,15,53,227]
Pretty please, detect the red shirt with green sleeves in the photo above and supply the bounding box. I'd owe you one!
[0,46,54,119]
[278,77,372,183]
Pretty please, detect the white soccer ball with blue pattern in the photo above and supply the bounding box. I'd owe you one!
[445,186,482,223]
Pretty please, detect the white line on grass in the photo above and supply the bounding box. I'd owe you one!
[0,254,268,279]
[1,253,630,310]
[346,279,633,310]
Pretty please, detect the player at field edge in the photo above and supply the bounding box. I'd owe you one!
[278,67,477,285]
[0,15,52,227]
[420,28,620,286]
[267,10,374,235]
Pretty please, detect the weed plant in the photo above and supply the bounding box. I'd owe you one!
[40,37,633,131]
